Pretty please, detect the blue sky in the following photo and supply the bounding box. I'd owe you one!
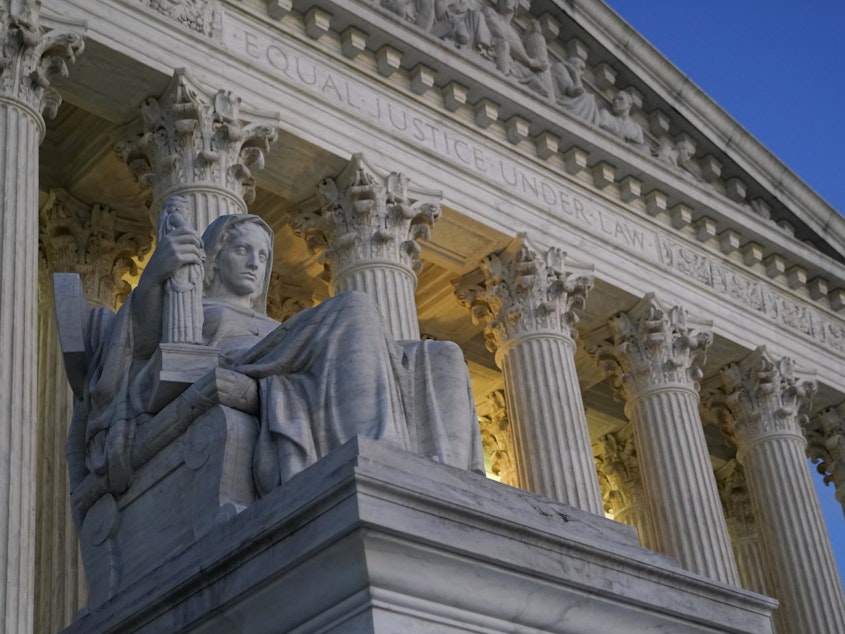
[603,0,845,583]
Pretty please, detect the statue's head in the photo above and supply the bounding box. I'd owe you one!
[612,91,633,115]
[202,214,274,312]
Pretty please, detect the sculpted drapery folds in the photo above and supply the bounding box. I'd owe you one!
[67,207,483,519]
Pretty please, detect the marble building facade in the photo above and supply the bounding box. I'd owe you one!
[2,0,845,632]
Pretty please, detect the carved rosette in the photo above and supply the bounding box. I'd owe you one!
[477,389,517,486]
[713,347,816,450]
[453,234,593,359]
[806,406,845,510]
[588,294,712,405]
[38,189,153,309]
[291,153,441,283]
[0,0,84,124]
[115,70,279,225]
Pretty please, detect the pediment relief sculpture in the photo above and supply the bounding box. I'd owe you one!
[56,196,483,607]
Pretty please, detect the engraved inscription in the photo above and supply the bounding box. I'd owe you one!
[225,22,657,257]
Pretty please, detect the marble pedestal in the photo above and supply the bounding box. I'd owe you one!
[62,437,776,634]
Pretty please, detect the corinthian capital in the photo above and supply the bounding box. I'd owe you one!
[39,189,153,308]
[806,405,845,504]
[594,427,643,516]
[587,294,712,401]
[114,69,279,215]
[0,1,84,120]
[715,460,757,539]
[710,347,816,448]
[453,234,593,353]
[290,153,442,279]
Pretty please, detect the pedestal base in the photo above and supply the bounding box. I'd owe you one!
[63,437,776,634]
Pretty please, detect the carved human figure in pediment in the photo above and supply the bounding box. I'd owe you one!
[480,0,551,97]
[550,56,601,124]
[598,91,646,150]
[656,137,700,178]
[67,208,483,511]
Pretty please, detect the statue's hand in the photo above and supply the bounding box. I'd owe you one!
[144,225,204,286]
[191,367,260,415]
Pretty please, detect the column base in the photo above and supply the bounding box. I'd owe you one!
[62,437,776,634]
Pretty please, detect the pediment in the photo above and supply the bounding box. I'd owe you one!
[277,0,845,286]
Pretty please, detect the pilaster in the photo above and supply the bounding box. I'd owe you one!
[713,347,845,632]
[454,235,603,514]
[115,69,279,231]
[36,190,152,633]
[291,154,441,341]
[588,294,739,585]
[594,427,656,550]
[0,5,83,633]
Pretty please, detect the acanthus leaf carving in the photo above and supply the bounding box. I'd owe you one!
[114,70,279,215]
[806,406,845,507]
[709,347,816,449]
[587,294,712,402]
[39,189,153,309]
[453,233,593,353]
[0,1,84,118]
[715,459,758,539]
[290,153,441,281]
[594,427,644,517]
[477,388,517,486]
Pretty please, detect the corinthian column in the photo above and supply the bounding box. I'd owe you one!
[115,69,279,231]
[713,347,845,632]
[714,460,771,596]
[594,427,656,550]
[291,154,442,341]
[806,405,845,518]
[588,295,739,584]
[454,235,603,514]
[0,6,83,633]
[36,190,152,633]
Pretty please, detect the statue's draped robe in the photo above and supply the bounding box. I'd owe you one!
[73,290,483,499]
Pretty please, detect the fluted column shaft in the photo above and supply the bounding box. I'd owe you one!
[614,504,655,550]
[627,384,739,584]
[731,534,770,596]
[333,260,419,340]
[0,93,40,634]
[742,433,845,632]
[589,295,739,585]
[717,347,845,633]
[500,333,603,513]
[455,235,603,514]
[292,154,441,341]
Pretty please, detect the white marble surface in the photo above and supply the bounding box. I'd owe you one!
[62,437,776,634]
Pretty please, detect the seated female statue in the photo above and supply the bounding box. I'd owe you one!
[75,209,483,500]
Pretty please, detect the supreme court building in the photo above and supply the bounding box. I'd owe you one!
[3,0,845,632]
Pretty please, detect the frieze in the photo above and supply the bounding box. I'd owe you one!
[658,234,845,355]
[225,18,845,361]
[225,19,657,259]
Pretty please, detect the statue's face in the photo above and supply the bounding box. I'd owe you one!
[612,93,631,115]
[216,223,270,298]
